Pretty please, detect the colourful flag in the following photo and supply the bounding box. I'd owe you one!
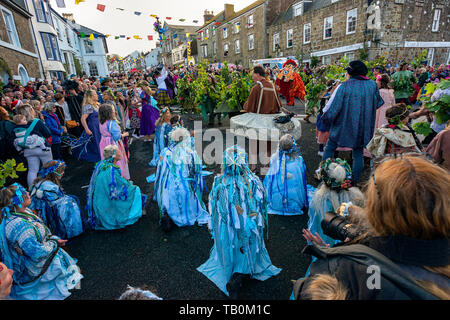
[105,34,111,38]
[133,35,142,40]
[147,35,153,40]
[134,12,141,16]
[75,0,84,4]
[120,35,126,38]
[115,36,120,39]
[89,34,95,40]
[56,0,66,8]
[215,22,220,26]
[150,14,157,18]
[97,4,105,12]
[79,32,86,38]
[116,8,124,11]
[166,17,172,20]
[193,20,199,23]
[126,37,130,40]
[179,19,186,22]
[186,33,190,37]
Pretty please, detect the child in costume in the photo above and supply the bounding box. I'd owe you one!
[307,158,365,248]
[197,146,281,298]
[0,183,83,300]
[149,107,173,167]
[275,59,306,106]
[263,134,308,216]
[153,127,209,232]
[367,103,422,157]
[86,145,145,230]
[29,161,83,239]
[128,94,141,137]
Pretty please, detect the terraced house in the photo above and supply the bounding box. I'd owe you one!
[267,0,449,65]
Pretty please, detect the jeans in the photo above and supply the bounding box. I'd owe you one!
[323,139,364,182]
[24,147,53,187]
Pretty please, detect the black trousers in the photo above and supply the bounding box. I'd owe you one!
[51,143,62,160]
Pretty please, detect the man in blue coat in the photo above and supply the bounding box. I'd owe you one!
[321,60,384,182]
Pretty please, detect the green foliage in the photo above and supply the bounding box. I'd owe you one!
[411,49,427,68]
[311,56,320,68]
[412,122,433,137]
[0,159,26,188]
[358,48,369,61]
[419,79,450,125]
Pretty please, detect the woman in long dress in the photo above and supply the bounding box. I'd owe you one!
[138,81,160,141]
[0,183,82,300]
[197,146,281,298]
[374,74,395,130]
[71,90,102,163]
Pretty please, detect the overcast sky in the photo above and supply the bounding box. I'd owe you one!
[52,0,256,57]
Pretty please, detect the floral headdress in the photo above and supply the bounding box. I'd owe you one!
[1,183,27,217]
[38,160,65,179]
[316,158,353,191]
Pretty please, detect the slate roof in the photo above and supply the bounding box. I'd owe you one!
[272,0,334,25]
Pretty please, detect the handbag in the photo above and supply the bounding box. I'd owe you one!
[66,120,79,129]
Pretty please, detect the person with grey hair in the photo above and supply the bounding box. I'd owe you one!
[13,104,53,187]
[42,102,66,160]
[118,285,162,300]
[263,134,309,216]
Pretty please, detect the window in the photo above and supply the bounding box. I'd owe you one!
[345,51,355,61]
[223,27,228,39]
[432,9,441,32]
[324,16,333,39]
[202,45,208,58]
[205,28,209,39]
[88,62,99,77]
[224,43,229,57]
[1,8,20,47]
[213,41,217,54]
[41,32,60,61]
[286,29,293,48]
[65,28,72,46]
[346,9,357,34]
[18,65,29,85]
[234,22,240,34]
[303,23,311,44]
[248,14,254,28]
[322,55,331,65]
[248,34,254,51]
[293,2,304,17]
[84,39,95,54]
[235,39,240,53]
[33,0,46,22]
[273,33,280,51]
[212,26,216,36]
[201,30,204,41]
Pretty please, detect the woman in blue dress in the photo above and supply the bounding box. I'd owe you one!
[86,145,146,230]
[29,160,83,239]
[0,183,83,300]
[307,158,365,248]
[149,107,172,167]
[71,90,102,163]
[197,146,281,298]
[153,127,209,232]
[263,134,308,216]
[138,81,160,141]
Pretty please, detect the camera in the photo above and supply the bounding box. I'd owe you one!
[321,211,361,242]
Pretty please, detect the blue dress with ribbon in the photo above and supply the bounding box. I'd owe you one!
[149,123,172,167]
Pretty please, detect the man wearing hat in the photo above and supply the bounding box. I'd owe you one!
[275,59,305,106]
[321,60,384,183]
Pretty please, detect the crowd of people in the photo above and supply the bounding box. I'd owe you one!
[0,57,449,300]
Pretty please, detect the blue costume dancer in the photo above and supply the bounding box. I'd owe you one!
[29,161,83,239]
[0,183,82,300]
[149,108,173,167]
[264,134,308,216]
[86,145,146,230]
[153,127,209,229]
[307,158,365,248]
[197,146,281,297]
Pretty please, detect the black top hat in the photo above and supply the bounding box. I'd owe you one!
[346,60,368,77]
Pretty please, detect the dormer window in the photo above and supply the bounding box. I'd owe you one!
[293,2,304,17]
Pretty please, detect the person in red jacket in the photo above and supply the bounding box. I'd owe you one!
[275,59,306,106]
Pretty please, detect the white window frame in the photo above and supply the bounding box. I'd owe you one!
[205,28,209,39]
[213,41,217,54]
[224,43,229,57]
[248,34,254,51]
[293,2,304,17]
[235,39,240,53]
[223,27,228,39]
[201,31,204,41]
[286,29,293,48]
[303,23,311,44]
[234,21,240,34]
[84,39,95,54]
[345,51,355,61]
[1,6,21,48]
[432,9,441,32]
[346,8,357,35]
[202,44,208,58]
[324,16,333,40]
[322,55,331,65]
[88,61,99,77]
[212,26,216,36]
[273,33,280,51]
[248,14,254,28]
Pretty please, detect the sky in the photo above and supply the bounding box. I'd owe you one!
[52,0,256,57]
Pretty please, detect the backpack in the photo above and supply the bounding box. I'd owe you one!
[13,119,40,149]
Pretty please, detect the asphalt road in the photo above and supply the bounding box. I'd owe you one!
[62,100,361,300]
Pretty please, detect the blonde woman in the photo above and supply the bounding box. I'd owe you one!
[71,90,102,163]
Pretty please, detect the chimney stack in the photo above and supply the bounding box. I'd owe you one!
[203,10,214,24]
[224,4,235,19]
[62,13,75,22]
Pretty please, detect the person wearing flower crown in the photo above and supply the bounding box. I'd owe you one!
[275,59,305,106]
[137,81,160,141]
[263,134,309,216]
[0,183,83,300]
[86,145,146,230]
[153,127,209,233]
[29,160,83,239]
[149,107,173,167]
[197,145,281,299]
[306,158,365,248]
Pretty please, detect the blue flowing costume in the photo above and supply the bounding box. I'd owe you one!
[263,150,308,216]
[0,209,82,300]
[149,123,172,167]
[153,135,209,227]
[71,105,102,163]
[197,146,281,296]
[30,181,83,239]
[86,158,144,230]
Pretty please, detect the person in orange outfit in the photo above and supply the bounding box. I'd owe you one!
[276,60,306,106]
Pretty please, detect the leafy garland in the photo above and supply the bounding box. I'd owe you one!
[0,159,27,188]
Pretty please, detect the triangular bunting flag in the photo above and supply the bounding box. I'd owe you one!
[150,14,157,18]
[116,8,124,11]
[89,34,95,40]
[115,36,120,39]
[173,34,178,38]
[126,37,130,40]
[166,17,172,20]
[79,32,86,38]
[147,35,153,40]
[56,0,66,8]
[97,4,105,12]
[134,12,141,16]
[193,20,199,23]
[75,0,84,4]
[179,19,185,22]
